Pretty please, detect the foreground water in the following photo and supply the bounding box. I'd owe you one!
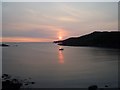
[2,42,119,88]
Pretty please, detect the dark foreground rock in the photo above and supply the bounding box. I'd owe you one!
[54,31,120,49]
[88,85,98,90]
[2,74,35,90]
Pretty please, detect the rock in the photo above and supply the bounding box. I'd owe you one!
[0,44,10,47]
[88,85,98,90]
[105,85,108,87]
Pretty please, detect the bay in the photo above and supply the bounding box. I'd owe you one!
[2,42,119,88]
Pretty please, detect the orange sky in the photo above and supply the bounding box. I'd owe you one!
[2,37,54,42]
[2,2,118,42]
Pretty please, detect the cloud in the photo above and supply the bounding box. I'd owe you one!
[3,22,69,40]
[54,16,78,22]
[2,2,118,42]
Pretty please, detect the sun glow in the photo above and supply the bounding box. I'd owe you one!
[59,36,62,40]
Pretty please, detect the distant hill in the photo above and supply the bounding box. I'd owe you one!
[53,31,120,49]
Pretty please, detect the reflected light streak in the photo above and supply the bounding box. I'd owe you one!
[58,46,64,64]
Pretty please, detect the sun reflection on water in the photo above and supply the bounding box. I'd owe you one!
[58,46,64,64]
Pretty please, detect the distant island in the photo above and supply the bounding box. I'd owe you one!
[0,44,10,47]
[54,31,120,49]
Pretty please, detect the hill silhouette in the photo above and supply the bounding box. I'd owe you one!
[54,31,120,49]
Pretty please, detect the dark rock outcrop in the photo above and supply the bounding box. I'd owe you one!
[88,85,98,90]
[2,74,35,90]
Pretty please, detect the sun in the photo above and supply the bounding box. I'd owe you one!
[59,36,62,40]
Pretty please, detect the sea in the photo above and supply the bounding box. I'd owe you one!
[2,42,119,88]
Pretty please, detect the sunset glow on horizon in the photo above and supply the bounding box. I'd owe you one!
[2,2,118,42]
[2,37,54,42]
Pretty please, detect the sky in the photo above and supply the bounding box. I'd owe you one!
[2,2,118,42]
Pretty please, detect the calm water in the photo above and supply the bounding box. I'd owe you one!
[2,42,119,88]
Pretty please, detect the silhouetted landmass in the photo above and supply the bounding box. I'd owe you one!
[54,31,120,49]
[0,44,10,47]
[2,74,35,90]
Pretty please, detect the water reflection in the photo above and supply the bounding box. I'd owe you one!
[58,46,64,64]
